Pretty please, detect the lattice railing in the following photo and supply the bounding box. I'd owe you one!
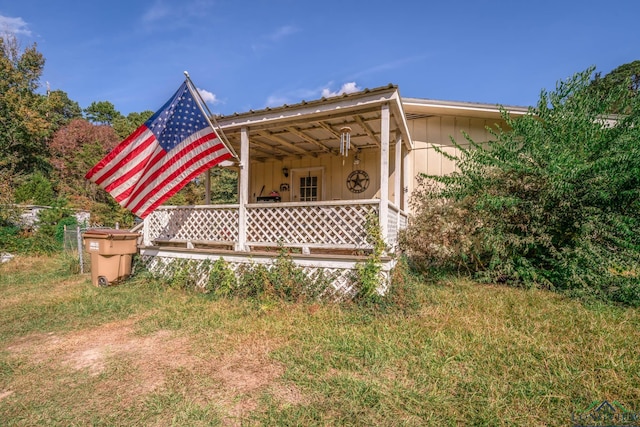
[143,205,239,245]
[399,211,408,231]
[142,200,403,252]
[387,204,399,247]
[246,200,379,249]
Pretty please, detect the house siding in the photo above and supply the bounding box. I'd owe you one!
[406,115,507,196]
[249,149,389,203]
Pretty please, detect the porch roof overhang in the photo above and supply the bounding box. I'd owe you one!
[214,84,413,162]
[402,97,530,120]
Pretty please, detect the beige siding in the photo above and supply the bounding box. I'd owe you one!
[408,115,505,196]
[249,149,383,203]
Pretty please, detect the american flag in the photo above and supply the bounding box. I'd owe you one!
[85,81,233,218]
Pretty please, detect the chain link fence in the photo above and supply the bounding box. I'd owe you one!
[63,223,122,274]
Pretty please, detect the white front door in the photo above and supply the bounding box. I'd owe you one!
[291,168,323,202]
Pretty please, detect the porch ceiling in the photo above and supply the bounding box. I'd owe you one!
[214,84,412,162]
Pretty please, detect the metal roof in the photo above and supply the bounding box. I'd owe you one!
[402,97,530,119]
[213,85,530,161]
[214,84,412,161]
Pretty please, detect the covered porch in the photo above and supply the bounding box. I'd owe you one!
[139,85,412,293]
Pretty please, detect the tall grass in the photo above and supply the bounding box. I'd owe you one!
[0,255,638,426]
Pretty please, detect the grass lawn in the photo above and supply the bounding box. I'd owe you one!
[0,255,638,426]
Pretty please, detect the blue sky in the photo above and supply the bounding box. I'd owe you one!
[1,0,638,116]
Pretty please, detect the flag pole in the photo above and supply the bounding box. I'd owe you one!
[183,71,239,160]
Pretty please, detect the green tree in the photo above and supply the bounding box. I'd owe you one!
[89,196,136,228]
[40,89,83,129]
[0,33,49,174]
[14,171,56,205]
[588,60,640,113]
[0,169,19,226]
[405,67,640,305]
[112,110,154,139]
[166,167,238,206]
[84,100,122,125]
[209,167,238,204]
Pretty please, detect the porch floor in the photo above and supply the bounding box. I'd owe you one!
[139,243,384,261]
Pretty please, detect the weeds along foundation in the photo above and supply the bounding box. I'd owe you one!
[136,251,395,303]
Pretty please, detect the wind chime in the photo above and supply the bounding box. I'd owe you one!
[339,126,351,157]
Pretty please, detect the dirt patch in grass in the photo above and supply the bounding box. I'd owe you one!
[6,317,191,392]
[5,316,304,424]
[214,336,283,393]
[205,335,303,423]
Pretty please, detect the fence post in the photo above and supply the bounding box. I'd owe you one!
[77,225,84,274]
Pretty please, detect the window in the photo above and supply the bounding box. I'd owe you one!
[299,175,318,202]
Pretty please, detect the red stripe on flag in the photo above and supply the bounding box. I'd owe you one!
[126,139,227,215]
[104,144,159,193]
[123,132,218,208]
[112,146,167,203]
[85,125,148,180]
[93,132,157,186]
[137,151,233,218]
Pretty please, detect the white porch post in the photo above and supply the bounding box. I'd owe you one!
[394,133,402,236]
[394,134,402,208]
[379,103,390,242]
[143,216,150,246]
[403,145,410,212]
[237,126,249,251]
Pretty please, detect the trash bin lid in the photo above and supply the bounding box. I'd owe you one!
[83,229,139,240]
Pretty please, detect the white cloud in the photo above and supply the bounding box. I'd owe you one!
[264,82,362,109]
[141,0,172,23]
[268,25,298,41]
[0,15,31,36]
[252,25,299,52]
[321,82,361,98]
[266,95,289,107]
[141,0,214,28]
[197,88,219,105]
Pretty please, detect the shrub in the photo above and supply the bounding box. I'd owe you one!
[218,249,321,303]
[405,68,640,305]
[0,225,22,252]
[352,212,387,306]
[400,177,483,273]
[168,259,201,290]
[205,258,237,298]
[265,248,309,302]
[33,200,77,253]
[234,262,270,299]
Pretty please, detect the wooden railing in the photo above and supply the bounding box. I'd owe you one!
[143,200,406,253]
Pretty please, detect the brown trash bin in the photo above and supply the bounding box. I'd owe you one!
[83,229,139,287]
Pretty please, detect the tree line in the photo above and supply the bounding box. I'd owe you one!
[0,33,236,253]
